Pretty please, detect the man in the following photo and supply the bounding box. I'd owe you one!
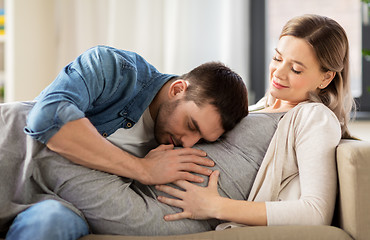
[3,46,248,239]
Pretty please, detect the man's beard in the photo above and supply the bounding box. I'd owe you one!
[153,99,181,145]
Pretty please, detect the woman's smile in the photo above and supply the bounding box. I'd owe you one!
[272,78,288,89]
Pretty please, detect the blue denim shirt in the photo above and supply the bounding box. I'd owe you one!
[24,46,176,144]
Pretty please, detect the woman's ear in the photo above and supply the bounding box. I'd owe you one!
[168,80,189,99]
[319,71,336,89]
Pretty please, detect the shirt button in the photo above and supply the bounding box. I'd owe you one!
[102,132,108,137]
[126,122,132,128]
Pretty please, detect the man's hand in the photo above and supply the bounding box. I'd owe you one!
[138,144,215,185]
[47,119,214,185]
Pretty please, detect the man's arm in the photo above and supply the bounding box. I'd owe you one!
[26,46,213,184]
[47,117,215,185]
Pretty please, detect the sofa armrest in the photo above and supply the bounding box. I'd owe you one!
[336,139,370,240]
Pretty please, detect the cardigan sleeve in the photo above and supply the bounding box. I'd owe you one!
[265,104,341,225]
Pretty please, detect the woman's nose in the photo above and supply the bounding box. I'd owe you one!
[274,63,288,79]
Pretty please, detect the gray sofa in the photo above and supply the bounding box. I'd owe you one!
[79,139,370,240]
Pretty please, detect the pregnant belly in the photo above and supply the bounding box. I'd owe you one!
[150,141,261,201]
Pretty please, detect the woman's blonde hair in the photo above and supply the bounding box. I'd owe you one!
[279,14,355,138]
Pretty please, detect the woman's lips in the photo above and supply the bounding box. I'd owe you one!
[272,79,288,89]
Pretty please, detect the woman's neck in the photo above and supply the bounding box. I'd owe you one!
[260,99,298,113]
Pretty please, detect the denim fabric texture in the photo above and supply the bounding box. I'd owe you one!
[6,200,89,240]
[24,46,176,144]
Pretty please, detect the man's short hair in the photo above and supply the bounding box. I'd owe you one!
[177,62,248,133]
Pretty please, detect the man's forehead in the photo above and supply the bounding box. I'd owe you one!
[191,104,224,141]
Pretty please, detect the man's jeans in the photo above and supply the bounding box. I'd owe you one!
[6,200,89,240]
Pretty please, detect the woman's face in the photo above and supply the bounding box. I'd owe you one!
[268,35,327,105]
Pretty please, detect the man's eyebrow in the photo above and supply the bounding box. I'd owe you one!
[191,117,203,136]
[275,48,307,69]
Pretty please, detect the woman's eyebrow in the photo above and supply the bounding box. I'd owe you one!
[275,48,307,69]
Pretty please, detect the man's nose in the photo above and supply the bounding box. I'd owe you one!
[181,134,201,148]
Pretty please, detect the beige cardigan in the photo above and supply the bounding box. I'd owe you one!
[249,102,341,225]
[218,102,341,229]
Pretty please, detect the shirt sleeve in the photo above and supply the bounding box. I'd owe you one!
[24,46,136,144]
[266,104,342,225]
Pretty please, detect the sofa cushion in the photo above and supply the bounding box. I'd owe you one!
[80,226,352,240]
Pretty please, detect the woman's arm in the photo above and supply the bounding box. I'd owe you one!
[156,171,267,225]
[265,104,341,225]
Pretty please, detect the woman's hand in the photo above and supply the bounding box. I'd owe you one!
[155,170,222,221]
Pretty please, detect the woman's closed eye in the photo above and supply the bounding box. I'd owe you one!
[291,68,302,74]
[273,57,302,74]
[272,56,282,62]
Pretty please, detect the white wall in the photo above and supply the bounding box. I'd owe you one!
[4,0,250,102]
[5,0,57,102]
[349,121,370,142]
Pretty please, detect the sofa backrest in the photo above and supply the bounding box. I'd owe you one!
[334,140,370,240]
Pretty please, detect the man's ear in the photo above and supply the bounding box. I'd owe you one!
[168,80,189,99]
[319,71,336,89]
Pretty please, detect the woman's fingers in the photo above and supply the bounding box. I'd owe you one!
[208,170,220,189]
[155,184,186,199]
[163,211,190,221]
[157,195,183,208]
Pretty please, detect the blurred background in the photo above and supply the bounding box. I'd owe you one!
[0,0,369,140]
